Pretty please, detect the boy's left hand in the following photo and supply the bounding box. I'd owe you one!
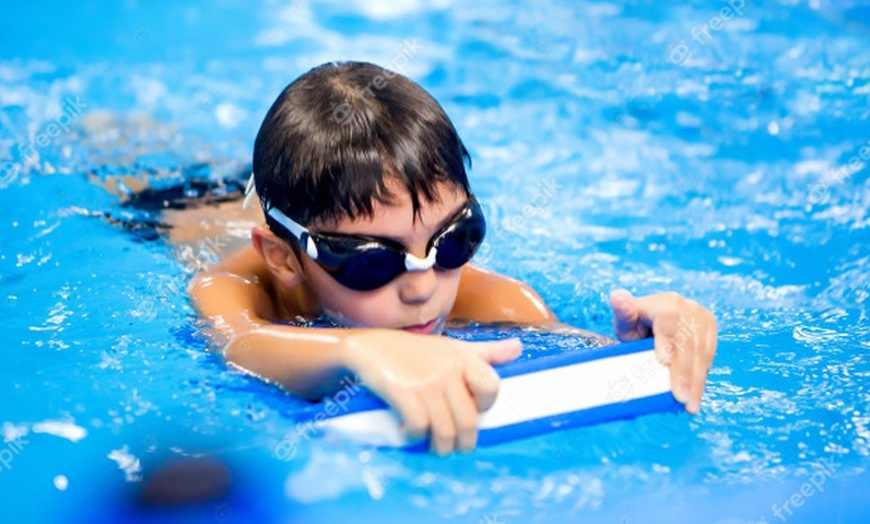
[609,289,718,414]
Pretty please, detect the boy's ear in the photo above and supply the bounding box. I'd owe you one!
[251,225,306,288]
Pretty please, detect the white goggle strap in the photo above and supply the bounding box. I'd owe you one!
[243,172,258,210]
[266,206,319,260]
[404,247,437,272]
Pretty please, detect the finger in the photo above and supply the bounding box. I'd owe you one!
[445,377,479,452]
[654,334,675,365]
[652,307,680,365]
[610,289,644,341]
[387,391,430,441]
[422,391,456,456]
[688,313,718,414]
[687,345,708,415]
[682,315,706,414]
[705,310,719,368]
[668,319,695,407]
[463,357,501,412]
[471,338,523,366]
[631,292,686,334]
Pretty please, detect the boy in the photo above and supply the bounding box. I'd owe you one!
[188,61,718,455]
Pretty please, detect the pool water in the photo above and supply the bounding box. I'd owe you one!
[2,0,870,522]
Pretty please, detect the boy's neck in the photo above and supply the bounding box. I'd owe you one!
[274,277,322,321]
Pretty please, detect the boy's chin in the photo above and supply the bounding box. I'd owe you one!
[396,317,445,336]
[322,310,448,336]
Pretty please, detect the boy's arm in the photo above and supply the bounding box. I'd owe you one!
[187,245,523,454]
[186,245,353,398]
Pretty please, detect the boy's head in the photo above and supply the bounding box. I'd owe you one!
[253,60,472,232]
[250,61,481,334]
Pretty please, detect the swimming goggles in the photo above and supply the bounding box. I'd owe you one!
[262,194,486,291]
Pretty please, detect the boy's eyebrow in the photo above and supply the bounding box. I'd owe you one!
[373,199,469,245]
[324,199,469,245]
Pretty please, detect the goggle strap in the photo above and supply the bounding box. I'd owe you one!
[243,172,257,210]
[266,205,320,260]
[303,234,318,259]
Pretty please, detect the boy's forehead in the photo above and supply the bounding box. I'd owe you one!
[317,181,466,236]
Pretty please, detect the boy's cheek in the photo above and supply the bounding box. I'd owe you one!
[319,287,397,328]
[330,301,379,327]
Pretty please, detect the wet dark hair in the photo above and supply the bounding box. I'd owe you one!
[252,61,472,246]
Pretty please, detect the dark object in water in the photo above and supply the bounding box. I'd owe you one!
[138,457,232,506]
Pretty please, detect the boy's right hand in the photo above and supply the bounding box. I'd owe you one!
[340,330,523,455]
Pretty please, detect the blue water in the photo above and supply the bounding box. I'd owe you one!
[2,0,870,522]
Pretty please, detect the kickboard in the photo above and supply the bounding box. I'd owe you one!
[294,338,681,450]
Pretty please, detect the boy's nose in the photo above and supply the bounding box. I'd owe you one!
[398,267,437,304]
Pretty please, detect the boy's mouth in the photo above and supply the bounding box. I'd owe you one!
[402,318,438,335]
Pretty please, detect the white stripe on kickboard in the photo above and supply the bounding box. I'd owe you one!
[322,349,669,448]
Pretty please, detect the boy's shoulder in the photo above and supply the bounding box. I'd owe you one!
[187,241,318,326]
[452,265,558,325]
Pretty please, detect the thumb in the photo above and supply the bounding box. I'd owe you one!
[470,337,523,366]
[611,289,643,341]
